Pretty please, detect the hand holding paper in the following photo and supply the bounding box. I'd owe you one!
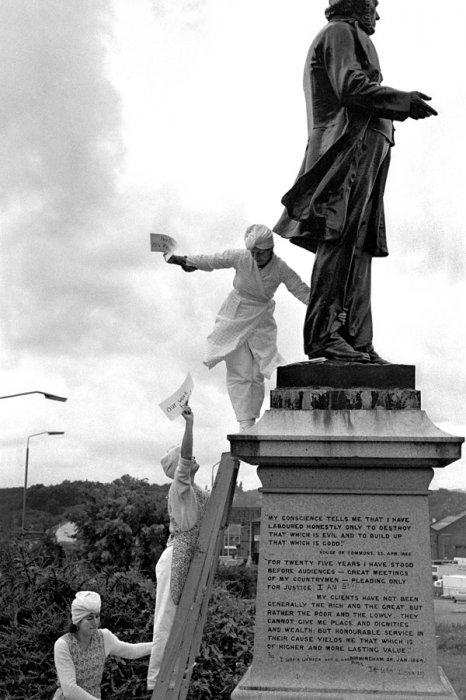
[181,404,193,423]
[150,233,177,260]
[159,373,194,421]
[166,254,197,273]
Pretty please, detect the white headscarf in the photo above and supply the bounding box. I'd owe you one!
[161,445,180,479]
[244,224,274,250]
[71,591,101,624]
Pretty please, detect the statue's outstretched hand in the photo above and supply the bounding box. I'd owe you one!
[166,255,197,272]
[409,92,438,120]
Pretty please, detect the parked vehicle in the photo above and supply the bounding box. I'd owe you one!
[441,574,466,602]
[432,561,465,581]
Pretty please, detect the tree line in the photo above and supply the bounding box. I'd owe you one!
[0,478,460,544]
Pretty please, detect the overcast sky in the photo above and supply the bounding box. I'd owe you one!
[0,0,465,494]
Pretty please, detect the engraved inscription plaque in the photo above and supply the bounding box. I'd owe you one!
[253,493,439,693]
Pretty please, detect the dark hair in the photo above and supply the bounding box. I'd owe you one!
[68,622,79,633]
[325,0,375,35]
[325,0,366,21]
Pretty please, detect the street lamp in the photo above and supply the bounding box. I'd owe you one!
[0,391,67,401]
[21,431,65,533]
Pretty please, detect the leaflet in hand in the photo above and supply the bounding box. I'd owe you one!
[158,373,194,420]
[150,233,177,260]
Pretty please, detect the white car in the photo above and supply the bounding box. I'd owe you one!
[452,593,466,603]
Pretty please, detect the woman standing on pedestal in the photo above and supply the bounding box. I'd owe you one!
[167,224,310,431]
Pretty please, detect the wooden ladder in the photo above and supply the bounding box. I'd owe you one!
[151,452,240,699]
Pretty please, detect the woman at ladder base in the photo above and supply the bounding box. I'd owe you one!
[53,591,152,699]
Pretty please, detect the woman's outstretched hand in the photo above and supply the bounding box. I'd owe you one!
[166,255,197,272]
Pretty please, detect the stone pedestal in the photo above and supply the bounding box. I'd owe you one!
[229,363,464,700]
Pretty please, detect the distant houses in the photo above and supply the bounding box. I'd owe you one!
[225,506,261,564]
[431,510,466,560]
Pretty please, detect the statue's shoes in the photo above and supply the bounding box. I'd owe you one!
[308,336,370,363]
[356,344,391,365]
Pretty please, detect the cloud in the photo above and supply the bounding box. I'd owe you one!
[0,1,121,210]
[150,0,207,30]
[0,0,123,357]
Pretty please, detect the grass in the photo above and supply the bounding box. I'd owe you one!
[437,623,466,700]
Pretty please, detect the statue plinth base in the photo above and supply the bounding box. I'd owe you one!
[228,363,463,700]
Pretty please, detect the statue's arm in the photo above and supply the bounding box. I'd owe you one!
[324,23,412,121]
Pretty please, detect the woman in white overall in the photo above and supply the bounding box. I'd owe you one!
[168,224,310,430]
[53,591,152,699]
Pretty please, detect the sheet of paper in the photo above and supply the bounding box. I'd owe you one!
[158,373,194,420]
[150,233,177,259]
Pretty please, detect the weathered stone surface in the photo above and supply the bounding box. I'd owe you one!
[230,410,462,469]
[276,362,415,390]
[271,387,421,411]
[231,466,454,699]
[229,362,464,700]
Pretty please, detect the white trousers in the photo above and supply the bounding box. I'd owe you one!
[225,340,265,421]
[147,545,177,690]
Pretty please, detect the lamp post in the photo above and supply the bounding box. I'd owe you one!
[0,391,67,402]
[22,431,65,533]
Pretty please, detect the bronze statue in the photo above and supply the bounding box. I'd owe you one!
[275,0,437,363]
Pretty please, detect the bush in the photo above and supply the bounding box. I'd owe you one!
[0,538,155,699]
[188,585,255,700]
[0,538,256,699]
[215,562,258,599]
[72,475,169,576]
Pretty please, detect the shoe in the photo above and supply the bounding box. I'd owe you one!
[356,344,391,365]
[308,336,371,363]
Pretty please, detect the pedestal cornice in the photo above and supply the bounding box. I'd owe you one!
[229,409,463,469]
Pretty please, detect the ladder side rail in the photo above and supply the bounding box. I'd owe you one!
[176,456,240,698]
